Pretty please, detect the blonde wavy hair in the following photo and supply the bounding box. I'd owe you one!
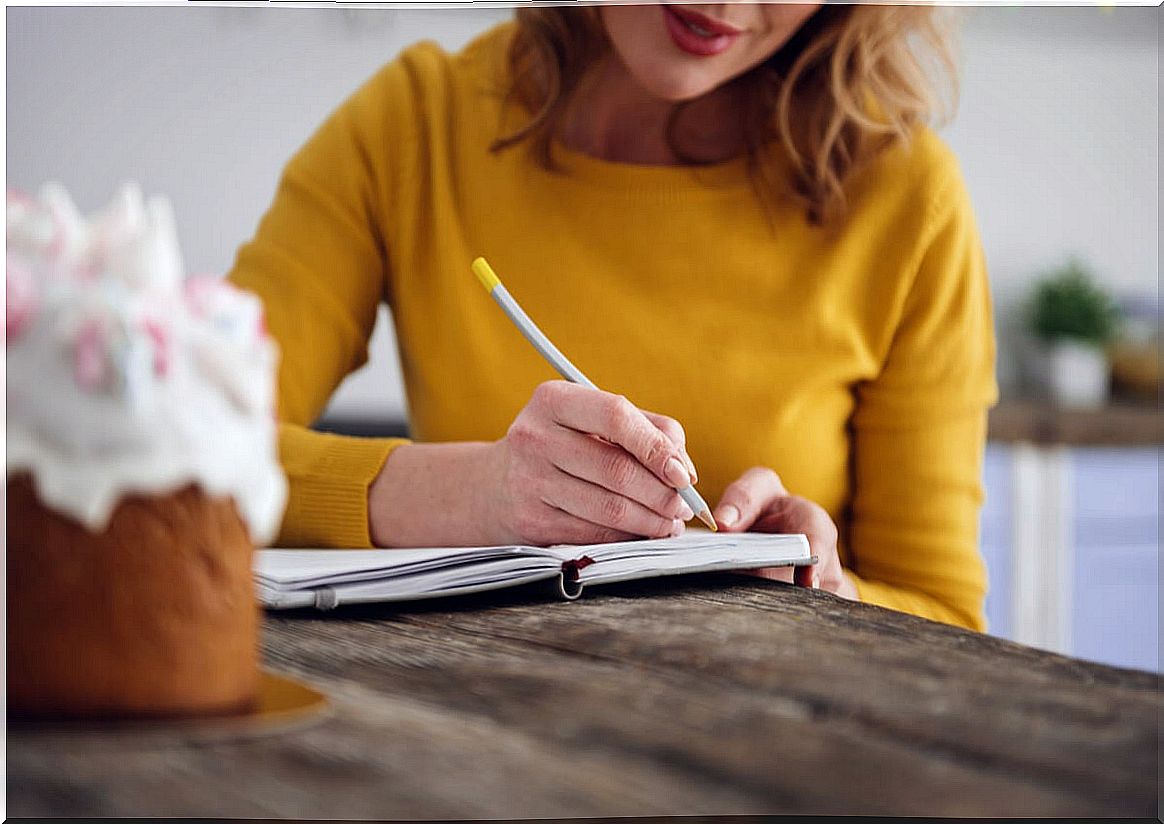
[492,4,959,224]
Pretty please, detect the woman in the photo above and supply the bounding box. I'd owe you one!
[229,4,997,630]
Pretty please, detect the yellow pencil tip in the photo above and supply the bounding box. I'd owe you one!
[698,510,718,532]
[471,257,501,292]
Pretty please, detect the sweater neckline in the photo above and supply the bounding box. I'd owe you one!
[546,138,754,195]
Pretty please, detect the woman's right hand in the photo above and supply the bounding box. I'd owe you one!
[485,381,698,546]
[368,380,698,548]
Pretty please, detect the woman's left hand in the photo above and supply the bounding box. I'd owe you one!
[713,467,859,599]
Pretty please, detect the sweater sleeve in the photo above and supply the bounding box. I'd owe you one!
[228,64,409,548]
[845,162,998,631]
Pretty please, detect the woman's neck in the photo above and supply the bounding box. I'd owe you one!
[558,57,747,166]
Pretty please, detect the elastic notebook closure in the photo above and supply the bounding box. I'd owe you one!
[558,556,594,601]
[314,586,340,611]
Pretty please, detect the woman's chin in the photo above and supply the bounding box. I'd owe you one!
[631,69,724,104]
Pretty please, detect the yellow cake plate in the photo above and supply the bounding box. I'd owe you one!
[8,670,331,743]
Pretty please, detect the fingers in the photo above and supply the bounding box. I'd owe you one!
[752,496,836,592]
[511,502,641,547]
[715,467,834,592]
[641,410,697,482]
[534,382,692,490]
[713,467,786,532]
[794,562,819,589]
[753,497,839,558]
[742,566,796,585]
[550,426,694,522]
[502,382,701,546]
[543,465,685,540]
[741,565,821,590]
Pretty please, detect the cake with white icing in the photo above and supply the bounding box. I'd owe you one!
[6,182,287,718]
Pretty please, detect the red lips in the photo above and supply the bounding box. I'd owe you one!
[662,5,744,57]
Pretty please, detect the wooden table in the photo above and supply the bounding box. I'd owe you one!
[8,575,1160,817]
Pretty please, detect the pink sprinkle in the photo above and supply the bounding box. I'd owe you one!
[6,187,34,207]
[74,319,107,390]
[183,274,222,316]
[6,255,38,342]
[142,318,171,377]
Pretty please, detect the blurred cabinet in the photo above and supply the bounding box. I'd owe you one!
[980,442,1160,672]
[1070,448,1159,671]
[980,445,1013,639]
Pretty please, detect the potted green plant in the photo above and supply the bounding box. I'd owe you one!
[1026,258,1121,408]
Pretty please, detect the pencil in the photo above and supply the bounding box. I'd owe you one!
[471,256,718,532]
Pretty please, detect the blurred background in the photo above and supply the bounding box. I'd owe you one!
[7,5,1159,670]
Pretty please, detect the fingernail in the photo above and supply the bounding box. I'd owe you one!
[678,502,694,521]
[717,504,739,528]
[670,519,684,538]
[685,455,698,484]
[664,457,691,488]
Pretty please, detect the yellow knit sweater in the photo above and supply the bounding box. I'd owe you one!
[228,23,997,630]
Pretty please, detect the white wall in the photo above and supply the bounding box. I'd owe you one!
[7,6,510,421]
[943,7,1159,388]
[7,6,1159,418]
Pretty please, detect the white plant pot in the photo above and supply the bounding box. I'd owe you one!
[1045,340,1110,408]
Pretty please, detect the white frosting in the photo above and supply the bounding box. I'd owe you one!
[6,182,287,544]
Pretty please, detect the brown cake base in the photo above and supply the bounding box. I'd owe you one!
[7,475,260,719]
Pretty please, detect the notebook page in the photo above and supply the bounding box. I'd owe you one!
[551,530,806,561]
[256,546,561,589]
[299,558,562,602]
[256,558,564,609]
[255,532,811,604]
[566,532,811,585]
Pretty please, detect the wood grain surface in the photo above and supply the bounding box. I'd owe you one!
[8,574,1161,817]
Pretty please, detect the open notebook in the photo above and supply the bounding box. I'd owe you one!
[255,531,815,610]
